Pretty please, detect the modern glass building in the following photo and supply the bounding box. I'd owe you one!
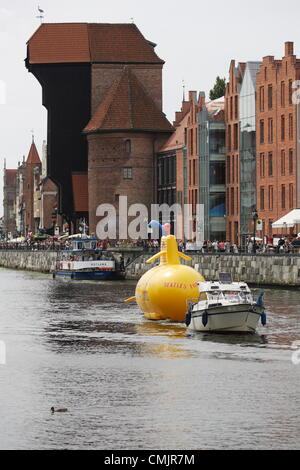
[199,98,226,241]
[239,62,261,246]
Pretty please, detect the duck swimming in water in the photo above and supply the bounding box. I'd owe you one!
[51,407,68,413]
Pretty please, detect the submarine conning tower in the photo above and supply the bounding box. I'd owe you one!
[146,235,192,266]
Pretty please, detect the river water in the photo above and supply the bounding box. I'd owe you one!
[0,267,299,450]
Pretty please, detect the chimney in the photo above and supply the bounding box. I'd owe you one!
[285,42,294,56]
[198,91,206,106]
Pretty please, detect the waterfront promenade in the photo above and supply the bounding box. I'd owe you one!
[1,248,300,286]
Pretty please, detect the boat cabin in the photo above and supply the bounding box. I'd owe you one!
[197,280,253,304]
[65,238,99,252]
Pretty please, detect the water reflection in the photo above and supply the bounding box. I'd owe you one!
[190,331,268,346]
[40,279,300,360]
[1,270,300,450]
[135,321,192,359]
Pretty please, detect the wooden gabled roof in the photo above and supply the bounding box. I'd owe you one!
[27,23,164,65]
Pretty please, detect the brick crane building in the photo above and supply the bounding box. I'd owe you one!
[26,23,174,236]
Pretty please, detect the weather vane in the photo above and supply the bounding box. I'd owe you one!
[30,129,35,143]
[36,5,44,24]
[182,79,186,101]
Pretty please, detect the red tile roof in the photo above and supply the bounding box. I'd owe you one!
[5,169,17,186]
[27,23,90,64]
[72,174,88,212]
[159,112,189,153]
[27,23,163,65]
[26,142,41,165]
[83,68,174,133]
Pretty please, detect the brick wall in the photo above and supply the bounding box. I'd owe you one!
[225,60,244,244]
[24,162,41,233]
[88,132,169,236]
[256,43,300,237]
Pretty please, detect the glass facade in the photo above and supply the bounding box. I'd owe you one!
[157,153,177,206]
[239,62,261,245]
[209,161,226,185]
[158,154,176,186]
[199,108,226,241]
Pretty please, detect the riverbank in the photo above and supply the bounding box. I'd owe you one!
[1,249,300,286]
[0,250,57,273]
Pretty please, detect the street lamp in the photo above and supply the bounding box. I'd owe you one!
[252,209,259,254]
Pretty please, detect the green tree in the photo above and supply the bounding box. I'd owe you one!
[209,76,226,101]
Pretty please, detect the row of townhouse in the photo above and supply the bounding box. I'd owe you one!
[226,41,300,245]
[158,41,300,245]
[2,140,59,239]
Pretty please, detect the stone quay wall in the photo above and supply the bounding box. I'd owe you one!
[125,253,300,287]
[0,251,58,273]
[1,250,300,286]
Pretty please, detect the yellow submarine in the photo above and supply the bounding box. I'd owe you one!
[125,228,205,322]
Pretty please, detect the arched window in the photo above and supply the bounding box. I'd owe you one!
[125,139,131,154]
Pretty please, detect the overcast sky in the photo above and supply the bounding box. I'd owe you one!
[1,0,300,215]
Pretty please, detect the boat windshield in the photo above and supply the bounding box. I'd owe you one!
[206,290,253,303]
[223,291,253,303]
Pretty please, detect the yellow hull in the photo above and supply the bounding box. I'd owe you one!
[136,264,204,323]
[125,234,205,323]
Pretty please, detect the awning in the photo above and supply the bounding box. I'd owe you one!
[272,209,300,229]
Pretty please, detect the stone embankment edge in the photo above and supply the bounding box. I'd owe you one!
[1,251,300,287]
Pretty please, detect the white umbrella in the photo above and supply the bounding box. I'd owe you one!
[272,209,300,229]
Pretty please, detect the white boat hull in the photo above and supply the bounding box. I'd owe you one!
[188,303,264,333]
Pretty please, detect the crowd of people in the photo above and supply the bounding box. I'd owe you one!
[0,236,161,252]
[1,234,300,255]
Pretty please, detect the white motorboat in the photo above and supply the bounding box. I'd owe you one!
[185,273,266,334]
